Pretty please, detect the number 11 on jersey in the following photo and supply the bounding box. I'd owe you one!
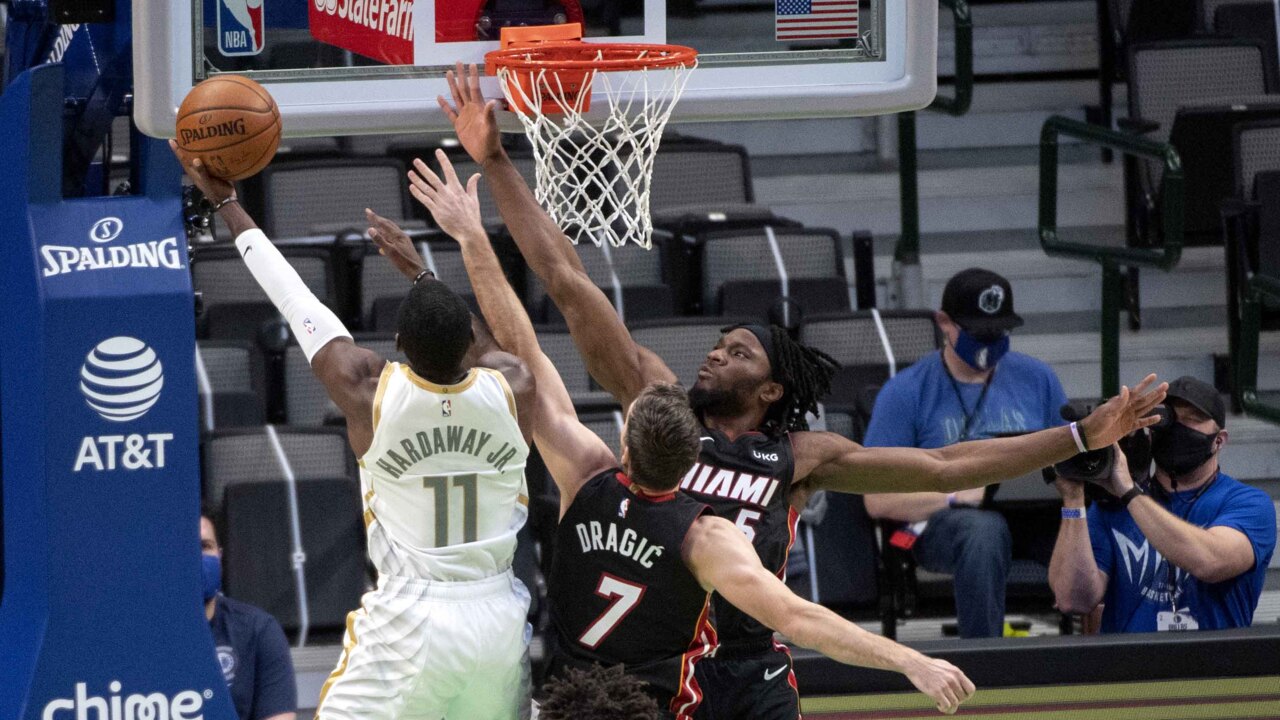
[422,473,478,546]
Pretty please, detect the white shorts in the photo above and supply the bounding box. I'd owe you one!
[316,571,532,720]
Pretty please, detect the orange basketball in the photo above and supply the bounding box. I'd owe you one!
[175,75,281,181]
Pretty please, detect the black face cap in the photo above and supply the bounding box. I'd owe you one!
[941,268,1024,334]
[1166,376,1226,429]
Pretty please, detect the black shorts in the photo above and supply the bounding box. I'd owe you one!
[691,644,801,720]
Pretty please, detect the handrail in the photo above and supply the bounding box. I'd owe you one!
[1039,115,1184,268]
[930,0,973,117]
[1236,274,1280,424]
[1038,115,1184,397]
[894,0,973,269]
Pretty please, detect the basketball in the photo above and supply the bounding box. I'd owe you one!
[175,75,281,181]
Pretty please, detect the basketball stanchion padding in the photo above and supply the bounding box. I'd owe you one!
[485,23,697,250]
[175,75,282,181]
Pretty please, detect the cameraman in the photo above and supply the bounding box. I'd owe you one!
[1049,376,1276,632]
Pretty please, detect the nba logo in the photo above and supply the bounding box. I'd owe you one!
[218,0,265,56]
[441,399,452,417]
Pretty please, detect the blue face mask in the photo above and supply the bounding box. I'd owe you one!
[953,328,1010,371]
[202,553,222,602]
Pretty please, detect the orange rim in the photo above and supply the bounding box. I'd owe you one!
[485,42,698,73]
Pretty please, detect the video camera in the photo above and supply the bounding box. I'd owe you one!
[1050,402,1171,484]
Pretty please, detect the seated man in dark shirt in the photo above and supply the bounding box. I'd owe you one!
[202,511,298,720]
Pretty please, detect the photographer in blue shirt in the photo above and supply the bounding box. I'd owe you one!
[202,511,298,720]
[864,269,1069,638]
[1049,376,1276,632]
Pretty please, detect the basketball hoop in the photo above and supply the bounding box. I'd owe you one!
[485,24,697,249]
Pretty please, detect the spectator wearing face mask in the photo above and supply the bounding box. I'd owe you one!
[1049,376,1277,632]
[863,269,1069,638]
[202,510,298,720]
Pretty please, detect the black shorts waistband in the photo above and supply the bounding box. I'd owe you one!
[711,639,786,661]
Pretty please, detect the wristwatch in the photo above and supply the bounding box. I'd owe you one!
[1118,485,1144,508]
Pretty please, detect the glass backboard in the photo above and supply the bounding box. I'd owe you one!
[134,0,936,138]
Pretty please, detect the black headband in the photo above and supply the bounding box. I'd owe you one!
[723,323,780,381]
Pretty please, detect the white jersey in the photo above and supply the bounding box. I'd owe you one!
[359,362,528,582]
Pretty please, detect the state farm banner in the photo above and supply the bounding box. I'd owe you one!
[310,0,414,65]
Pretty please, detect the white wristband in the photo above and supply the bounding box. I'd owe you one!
[1061,507,1086,520]
[234,228,352,362]
[1069,421,1088,454]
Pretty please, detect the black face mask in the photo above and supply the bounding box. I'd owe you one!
[1150,422,1219,478]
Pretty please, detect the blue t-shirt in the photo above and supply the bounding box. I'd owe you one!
[209,595,298,720]
[1088,471,1277,633]
[864,350,1068,450]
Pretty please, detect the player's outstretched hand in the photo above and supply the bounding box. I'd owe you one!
[1080,374,1168,450]
[365,208,425,282]
[408,149,485,243]
[168,139,235,206]
[903,655,975,715]
[438,62,502,165]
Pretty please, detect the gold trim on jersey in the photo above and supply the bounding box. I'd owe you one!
[371,362,395,432]
[480,367,519,421]
[518,494,529,507]
[401,365,479,394]
[362,489,377,528]
[314,607,362,718]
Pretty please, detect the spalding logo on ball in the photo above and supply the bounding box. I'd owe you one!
[79,337,165,422]
[175,74,282,181]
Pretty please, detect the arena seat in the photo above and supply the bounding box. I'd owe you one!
[784,408,892,634]
[1124,39,1271,245]
[222,477,366,639]
[799,310,941,411]
[536,327,614,405]
[526,238,676,324]
[191,245,335,341]
[201,426,356,516]
[257,157,411,239]
[700,226,852,319]
[1209,3,1280,83]
[195,340,266,429]
[648,136,756,220]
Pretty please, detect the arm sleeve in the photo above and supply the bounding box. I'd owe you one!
[250,616,297,720]
[862,377,917,448]
[1209,488,1278,572]
[235,229,352,363]
[1087,504,1114,577]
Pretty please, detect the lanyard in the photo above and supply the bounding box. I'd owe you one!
[1163,471,1219,613]
[944,354,995,442]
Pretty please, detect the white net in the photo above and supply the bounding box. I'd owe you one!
[495,51,696,249]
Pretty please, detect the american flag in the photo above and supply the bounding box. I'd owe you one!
[776,0,859,41]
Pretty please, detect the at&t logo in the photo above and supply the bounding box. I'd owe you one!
[42,682,210,720]
[74,337,174,473]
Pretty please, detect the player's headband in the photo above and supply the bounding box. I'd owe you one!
[722,323,781,381]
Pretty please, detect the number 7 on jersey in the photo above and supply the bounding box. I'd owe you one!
[578,573,646,649]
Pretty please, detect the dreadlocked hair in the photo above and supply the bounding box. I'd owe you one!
[539,664,660,720]
[762,324,840,433]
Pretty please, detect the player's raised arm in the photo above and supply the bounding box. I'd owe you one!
[683,515,975,715]
[794,375,1168,494]
[438,62,675,409]
[408,148,615,511]
[172,142,384,456]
